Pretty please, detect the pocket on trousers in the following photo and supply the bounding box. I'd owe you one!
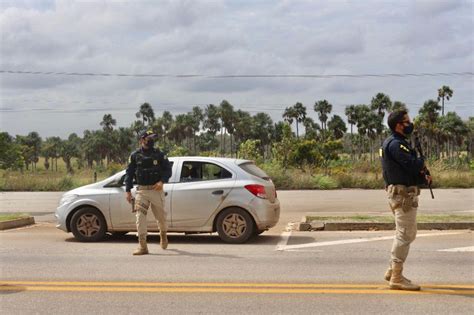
[389,195,403,211]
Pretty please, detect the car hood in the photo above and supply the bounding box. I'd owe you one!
[63,181,110,197]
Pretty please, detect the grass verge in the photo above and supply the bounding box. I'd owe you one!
[0,213,30,222]
[306,214,474,223]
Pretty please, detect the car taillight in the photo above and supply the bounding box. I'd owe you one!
[245,184,267,199]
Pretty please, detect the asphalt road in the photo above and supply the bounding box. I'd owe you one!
[1,222,473,314]
[1,189,473,314]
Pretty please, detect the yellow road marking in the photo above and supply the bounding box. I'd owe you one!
[1,281,473,295]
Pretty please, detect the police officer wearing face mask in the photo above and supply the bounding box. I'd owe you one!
[380,110,432,291]
[125,130,172,255]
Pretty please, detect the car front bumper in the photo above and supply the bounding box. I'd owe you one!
[55,204,69,232]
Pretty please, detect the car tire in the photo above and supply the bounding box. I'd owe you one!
[70,207,107,242]
[216,207,255,244]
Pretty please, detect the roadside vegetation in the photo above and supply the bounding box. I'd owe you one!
[1,87,472,191]
[0,213,30,222]
[306,214,474,223]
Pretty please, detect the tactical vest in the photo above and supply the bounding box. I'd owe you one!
[135,150,163,185]
[380,134,420,187]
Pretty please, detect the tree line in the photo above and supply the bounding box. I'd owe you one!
[1,86,472,173]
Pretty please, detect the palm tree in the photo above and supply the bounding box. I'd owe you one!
[60,133,81,174]
[327,115,347,140]
[219,100,235,156]
[417,99,441,157]
[344,105,357,135]
[370,93,392,118]
[391,101,408,112]
[136,102,155,126]
[100,114,116,132]
[438,112,468,159]
[344,105,357,159]
[100,114,117,164]
[169,114,188,145]
[252,113,274,158]
[131,120,146,137]
[113,127,133,163]
[161,111,174,145]
[234,110,253,150]
[203,104,221,137]
[293,102,307,138]
[282,106,296,130]
[370,93,392,146]
[302,117,320,140]
[190,106,204,154]
[437,85,453,116]
[353,104,372,159]
[314,100,332,131]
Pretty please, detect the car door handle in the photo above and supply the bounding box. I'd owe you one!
[212,190,224,195]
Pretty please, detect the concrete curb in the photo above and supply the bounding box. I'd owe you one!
[292,217,474,231]
[0,217,35,230]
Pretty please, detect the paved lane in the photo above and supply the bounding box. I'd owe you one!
[1,224,473,314]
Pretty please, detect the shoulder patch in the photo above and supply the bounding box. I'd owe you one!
[399,144,410,153]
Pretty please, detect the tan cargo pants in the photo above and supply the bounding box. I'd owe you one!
[387,184,420,263]
[134,185,167,236]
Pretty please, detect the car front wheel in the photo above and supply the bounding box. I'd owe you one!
[216,208,254,244]
[70,207,106,242]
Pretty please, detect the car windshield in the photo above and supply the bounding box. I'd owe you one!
[238,162,270,180]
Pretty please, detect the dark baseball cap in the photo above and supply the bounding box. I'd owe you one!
[140,130,157,139]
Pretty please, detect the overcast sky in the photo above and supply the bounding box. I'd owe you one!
[1,0,473,138]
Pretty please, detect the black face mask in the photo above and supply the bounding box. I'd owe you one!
[142,138,154,149]
[146,139,155,148]
[403,122,414,135]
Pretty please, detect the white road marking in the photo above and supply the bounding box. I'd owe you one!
[275,231,292,251]
[438,246,474,252]
[276,231,466,251]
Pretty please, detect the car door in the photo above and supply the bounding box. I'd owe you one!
[108,164,174,230]
[170,160,235,228]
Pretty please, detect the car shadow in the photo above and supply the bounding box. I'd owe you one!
[64,233,308,246]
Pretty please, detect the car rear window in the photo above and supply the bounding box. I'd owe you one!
[239,162,270,180]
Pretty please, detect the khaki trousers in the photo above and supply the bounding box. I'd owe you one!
[134,187,167,236]
[387,185,419,263]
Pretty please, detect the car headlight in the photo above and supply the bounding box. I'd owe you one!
[59,194,78,207]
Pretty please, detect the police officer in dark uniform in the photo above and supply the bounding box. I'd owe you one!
[380,110,432,290]
[125,130,172,255]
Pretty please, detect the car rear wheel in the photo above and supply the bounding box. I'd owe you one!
[216,208,254,244]
[70,207,106,242]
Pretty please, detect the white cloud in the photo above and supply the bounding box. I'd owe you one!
[0,0,472,137]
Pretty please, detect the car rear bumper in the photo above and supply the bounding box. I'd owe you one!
[251,198,280,230]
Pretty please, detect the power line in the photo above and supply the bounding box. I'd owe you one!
[1,70,473,79]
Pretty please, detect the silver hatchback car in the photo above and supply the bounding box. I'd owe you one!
[56,157,280,243]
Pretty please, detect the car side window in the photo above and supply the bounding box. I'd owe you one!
[180,162,232,182]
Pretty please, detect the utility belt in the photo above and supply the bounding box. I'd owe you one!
[387,184,420,212]
[137,185,156,191]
